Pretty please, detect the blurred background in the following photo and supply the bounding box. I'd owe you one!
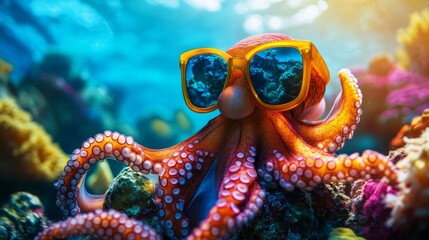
[1,0,429,229]
[1,0,428,149]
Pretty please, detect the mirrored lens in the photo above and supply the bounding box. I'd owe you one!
[185,54,228,108]
[249,47,303,105]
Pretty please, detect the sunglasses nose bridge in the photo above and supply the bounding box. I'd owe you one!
[230,57,247,72]
[225,58,248,87]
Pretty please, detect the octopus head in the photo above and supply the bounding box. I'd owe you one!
[218,33,329,120]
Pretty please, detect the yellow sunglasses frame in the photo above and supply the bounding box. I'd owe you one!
[180,40,330,113]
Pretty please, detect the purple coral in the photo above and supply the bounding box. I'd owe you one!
[349,180,398,240]
[380,68,429,122]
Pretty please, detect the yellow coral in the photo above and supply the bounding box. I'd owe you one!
[0,98,67,181]
[86,160,114,195]
[175,110,192,132]
[396,8,429,76]
[150,118,172,137]
[328,227,365,240]
[386,127,429,230]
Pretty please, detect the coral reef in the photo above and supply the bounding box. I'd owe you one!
[396,8,429,76]
[0,192,48,240]
[186,54,228,108]
[105,168,353,239]
[249,49,303,105]
[0,98,66,181]
[386,128,429,238]
[16,50,131,153]
[345,9,429,154]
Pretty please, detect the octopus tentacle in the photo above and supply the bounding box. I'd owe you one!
[155,139,216,239]
[35,209,160,240]
[151,117,227,239]
[55,130,167,216]
[295,69,363,154]
[272,151,397,192]
[260,113,397,191]
[188,149,263,239]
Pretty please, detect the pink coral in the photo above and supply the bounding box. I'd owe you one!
[380,68,429,122]
[349,180,397,240]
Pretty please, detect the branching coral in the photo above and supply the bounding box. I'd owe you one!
[396,8,429,76]
[0,98,67,181]
[386,127,429,236]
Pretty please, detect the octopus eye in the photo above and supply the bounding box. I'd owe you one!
[185,54,228,108]
[249,47,303,105]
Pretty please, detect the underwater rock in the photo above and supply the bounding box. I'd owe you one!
[103,167,161,234]
[0,98,66,181]
[386,127,429,239]
[0,192,48,240]
[234,183,352,240]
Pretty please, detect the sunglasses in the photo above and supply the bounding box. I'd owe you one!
[180,40,330,113]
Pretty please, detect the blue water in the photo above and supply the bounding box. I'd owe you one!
[1,0,427,141]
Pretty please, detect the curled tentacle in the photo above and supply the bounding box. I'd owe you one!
[295,69,363,153]
[55,130,166,216]
[188,149,264,239]
[260,112,398,191]
[35,209,160,240]
[154,138,217,239]
[272,150,398,192]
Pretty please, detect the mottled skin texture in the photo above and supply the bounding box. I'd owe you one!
[37,34,398,240]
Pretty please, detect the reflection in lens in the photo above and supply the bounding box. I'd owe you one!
[249,47,303,105]
[185,54,228,108]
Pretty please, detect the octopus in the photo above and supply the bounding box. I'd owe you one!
[37,34,397,240]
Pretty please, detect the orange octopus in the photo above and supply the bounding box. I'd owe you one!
[37,34,397,240]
